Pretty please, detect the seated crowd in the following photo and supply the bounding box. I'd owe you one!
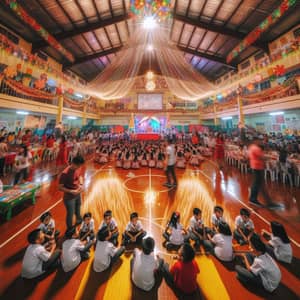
[21,205,293,296]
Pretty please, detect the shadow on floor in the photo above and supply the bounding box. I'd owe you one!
[3,246,27,267]
[238,280,299,300]
[79,259,123,300]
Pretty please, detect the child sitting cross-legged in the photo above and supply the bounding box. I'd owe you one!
[38,211,60,243]
[61,226,93,272]
[93,227,125,272]
[204,221,234,262]
[261,221,293,264]
[234,208,255,245]
[121,212,146,246]
[161,243,200,297]
[163,212,189,251]
[235,233,281,293]
[98,210,119,246]
[79,212,95,242]
[188,208,207,253]
[21,229,61,279]
[131,237,163,291]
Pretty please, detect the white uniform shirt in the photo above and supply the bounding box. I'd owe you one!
[235,216,254,231]
[169,223,184,245]
[126,220,143,232]
[211,214,225,227]
[250,253,281,292]
[80,219,95,233]
[21,244,50,279]
[99,218,118,231]
[269,236,293,263]
[15,152,32,170]
[93,240,117,272]
[211,234,233,262]
[38,219,55,233]
[61,239,85,272]
[166,144,176,166]
[132,249,159,291]
[189,216,203,232]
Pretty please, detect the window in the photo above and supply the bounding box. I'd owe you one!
[37,51,48,61]
[293,27,300,38]
[254,51,265,61]
[260,80,271,90]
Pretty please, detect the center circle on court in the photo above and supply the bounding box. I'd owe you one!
[123,174,172,193]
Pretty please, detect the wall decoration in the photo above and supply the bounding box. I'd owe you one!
[227,0,299,63]
[5,0,74,62]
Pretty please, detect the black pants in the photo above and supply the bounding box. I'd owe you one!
[42,250,61,272]
[165,164,177,185]
[14,167,29,185]
[63,195,82,229]
[0,157,5,176]
[122,231,146,245]
[249,169,271,204]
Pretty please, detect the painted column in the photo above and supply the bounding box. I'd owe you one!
[237,86,245,126]
[82,102,87,126]
[56,95,63,123]
[213,99,219,126]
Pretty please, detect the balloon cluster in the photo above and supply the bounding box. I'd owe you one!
[130,0,172,21]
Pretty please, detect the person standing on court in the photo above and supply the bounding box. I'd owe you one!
[248,138,280,209]
[164,139,177,188]
[59,155,85,229]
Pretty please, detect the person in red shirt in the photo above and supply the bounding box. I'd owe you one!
[162,243,200,297]
[22,129,32,147]
[248,138,280,209]
[59,155,85,229]
[215,133,225,170]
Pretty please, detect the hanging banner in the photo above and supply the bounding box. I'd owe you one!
[226,0,299,63]
[6,0,74,62]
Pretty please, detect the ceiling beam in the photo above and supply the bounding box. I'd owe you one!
[33,14,130,51]
[173,13,268,52]
[64,46,123,69]
[177,45,236,70]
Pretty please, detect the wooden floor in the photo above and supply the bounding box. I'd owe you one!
[0,155,299,300]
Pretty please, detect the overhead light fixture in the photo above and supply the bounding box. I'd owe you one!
[146,71,154,80]
[145,80,156,91]
[269,111,284,116]
[147,44,154,51]
[143,16,157,30]
[221,116,232,120]
[16,111,29,115]
[67,116,77,120]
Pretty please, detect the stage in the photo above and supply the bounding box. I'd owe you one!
[135,133,161,141]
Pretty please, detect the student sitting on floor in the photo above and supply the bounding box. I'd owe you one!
[188,208,206,252]
[122,212,146,246]
[163,212,189,251]
[204,221,234,262]
[156,151,164,169]
[131,237,163,291]
[234,208,254,245]
[123,151,132,169]
[141,152,148,167]
[21,229,60,279]
[235,233,281,293]
[115,152,123,168]
[189,150,199,166]
[148,152,156,168]
[38,211,60,243]
[261,221,293,264]
[61,226,93,272]
[131,154,140,169]
[99,210,119,246]
[93,227,125,272]
[176,151,186,169]
[79,212,95,242]
[161,243,200,296]
[211,205,225,233]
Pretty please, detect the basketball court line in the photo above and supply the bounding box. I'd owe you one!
[197,168,300,248]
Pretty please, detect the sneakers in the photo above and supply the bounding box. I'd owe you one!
[249,200,264,207]
[267,202,284,210]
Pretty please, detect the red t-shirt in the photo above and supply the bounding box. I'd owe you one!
[59,166,81,200]
[46,138,55,148]
[248,144,264,170]
[170,260,200,294]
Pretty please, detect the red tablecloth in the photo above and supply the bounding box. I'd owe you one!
[4,152,16,165]
[136,133,160,141]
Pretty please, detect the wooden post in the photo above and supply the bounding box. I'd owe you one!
[56,95,63,123]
